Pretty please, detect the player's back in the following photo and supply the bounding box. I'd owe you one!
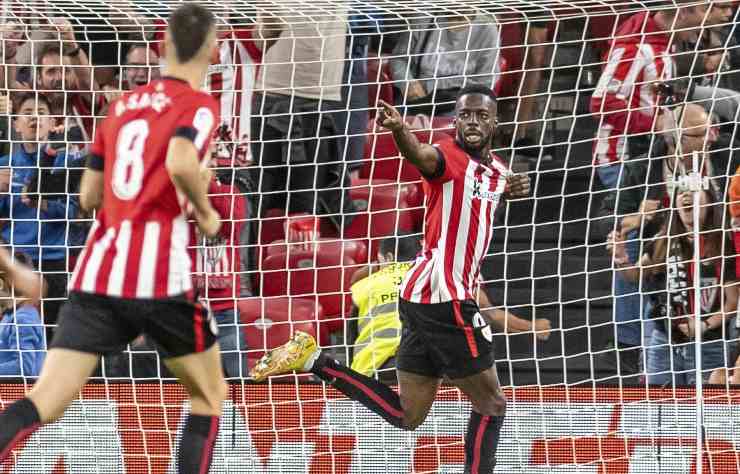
[71,77,218,299]
[99,78,215,223]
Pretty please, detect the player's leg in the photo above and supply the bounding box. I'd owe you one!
[0,292,136,463]
[251,328,442,430]
[144,298,226,474]
[0,348,99,463]
[450,366,507,474]
[423,299,506,474]
[164,345,228,474]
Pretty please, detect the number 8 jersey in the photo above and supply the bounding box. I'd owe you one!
[70,77,219,299]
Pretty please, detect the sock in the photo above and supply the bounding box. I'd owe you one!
[177,414,220,474]
[311,353,405,429]
[464,411,504,474]
[0,398,41,464]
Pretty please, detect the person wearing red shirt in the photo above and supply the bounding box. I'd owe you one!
[0,5,226,474]
[251,85,530,473]
[590,2,708,188]
[191,139,248,379]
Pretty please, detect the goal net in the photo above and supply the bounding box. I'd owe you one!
[1,0,740,472]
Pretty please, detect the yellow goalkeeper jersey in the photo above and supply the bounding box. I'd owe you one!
[350,263,411,377]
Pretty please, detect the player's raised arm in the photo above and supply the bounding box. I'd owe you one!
[376,100,440,177]
[166,137,221,237]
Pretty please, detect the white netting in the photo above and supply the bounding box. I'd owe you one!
[2,0,740,472]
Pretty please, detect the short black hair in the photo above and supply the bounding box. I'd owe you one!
[13,92,52,115]
[457,84,497,103]
[168,3,215,63]
[379,232,421,262]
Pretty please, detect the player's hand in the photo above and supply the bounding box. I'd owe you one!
[376,100,404,133]
[639,199,661,222]
[534,318,551,341]
[195,207,221,238]
[505,173,530,199]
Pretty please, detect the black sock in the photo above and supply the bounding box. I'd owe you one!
[177,414,220,474]
[0,398,41,464]
[464,411,504,474]
[311,353,405,429]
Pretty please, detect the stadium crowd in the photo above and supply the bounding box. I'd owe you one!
[0,0,738,387]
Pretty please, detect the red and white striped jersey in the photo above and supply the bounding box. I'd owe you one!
[152,24,262,166]
[190,178,246,312]
[205,28,262,165]
[70,77,219,299]
[590,11,673,164]
[400,140,508,304]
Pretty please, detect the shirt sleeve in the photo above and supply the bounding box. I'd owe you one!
[423,140,458,184]
[173,99,218,158]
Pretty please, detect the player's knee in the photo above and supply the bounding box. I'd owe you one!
[474,392,507,417]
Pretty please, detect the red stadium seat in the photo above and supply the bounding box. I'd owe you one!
[263,238,368,265]
[319,179,421,258]
[260,249,357,342]
[258,209,314,245]
[239,297,321,370]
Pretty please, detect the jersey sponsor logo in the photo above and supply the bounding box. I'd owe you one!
[472,178,501,205]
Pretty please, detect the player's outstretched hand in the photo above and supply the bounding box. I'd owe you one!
[376,100,404,132]
[195,207,221,238]
[505,173,530,199]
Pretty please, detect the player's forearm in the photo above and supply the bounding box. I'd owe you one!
[171,169,210,214]
[392,125,438,176]
[487,308,532,333]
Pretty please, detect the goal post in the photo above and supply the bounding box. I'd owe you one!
[1,0,740,472]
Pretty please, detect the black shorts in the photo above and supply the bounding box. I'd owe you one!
[51,291,217,358]
[397,298,494,380]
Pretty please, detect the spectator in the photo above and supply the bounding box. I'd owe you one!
[590,2,709,188]
[349,234,551,381]
[0,253,46,377]
[98,43,161,114]
[29,40,102,149]
[671,3,740,125]
[598,103,737,377]
[0,251,45,377]
[511,15,552,155]
[252,2,356,227]
[389,8,500,116]
[139,10,283,168]
[190,139,249,379]
[337,8,377,174]
[609,188,737,386]
[0,92,79,328]
[121,43,160,90]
